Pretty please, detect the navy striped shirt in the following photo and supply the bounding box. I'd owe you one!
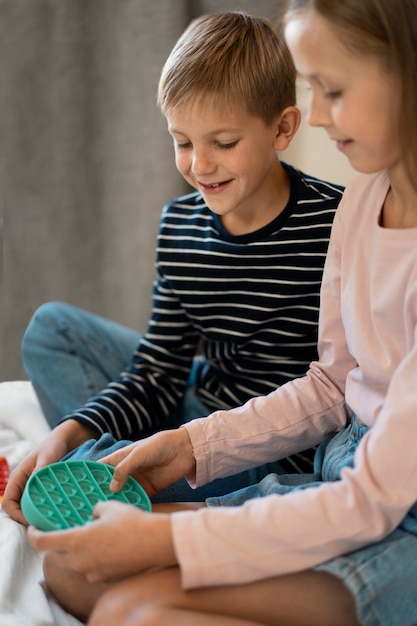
[69,164,343,469]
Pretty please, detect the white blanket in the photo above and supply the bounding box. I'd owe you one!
[0,381,83,626]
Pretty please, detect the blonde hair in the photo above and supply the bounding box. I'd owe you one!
[285,0,417,191]
[157,11,296,125]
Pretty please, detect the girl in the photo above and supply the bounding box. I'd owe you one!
[26,2,417,625]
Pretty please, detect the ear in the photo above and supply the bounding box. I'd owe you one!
[272,106,301,150]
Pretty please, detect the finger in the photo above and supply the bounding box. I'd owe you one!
[92,499,126,519]
[27,525,73,553]
[2,498,28,525]
[100,443,137,468]
[109,450,143,492]
[91,500,109,519]
[3,450,59,521]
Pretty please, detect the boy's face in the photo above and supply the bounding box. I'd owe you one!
[166,98,284,235]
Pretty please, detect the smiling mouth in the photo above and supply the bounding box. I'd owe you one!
[200,180,232,191]
[335,139,353,150]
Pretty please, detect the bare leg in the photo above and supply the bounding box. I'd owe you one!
[42,553,108,623]
[122,605,266,626]
[41,503,205,622]
[88,565,360,626]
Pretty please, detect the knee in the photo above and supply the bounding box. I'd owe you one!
[43,552,92,624]
[22,302,73,362]
[90,594,169,626]
[24,302,71,336]
[124,605,176,626]
[89,569,182,626]
[89,586,132,626]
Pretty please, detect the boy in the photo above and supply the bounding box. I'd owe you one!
[7,11,343,513]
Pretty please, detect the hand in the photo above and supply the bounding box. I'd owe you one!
[27,500,176,583]
[100,427,195,496]
[2,419,96,525]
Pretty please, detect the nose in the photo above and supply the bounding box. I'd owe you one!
[191,148,216,176]
[307,92,331,129]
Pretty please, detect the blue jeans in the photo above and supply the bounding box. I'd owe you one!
[23,302,285,502]
[22,302,142,428]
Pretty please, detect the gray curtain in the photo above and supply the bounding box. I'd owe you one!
[2,0,283,380]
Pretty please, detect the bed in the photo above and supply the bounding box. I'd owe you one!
[0,380,83,626]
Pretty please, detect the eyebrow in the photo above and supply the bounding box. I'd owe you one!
[296,70,321,82]
[168,126,242,137]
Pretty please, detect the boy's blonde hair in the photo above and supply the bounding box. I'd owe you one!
[157,11,296,125]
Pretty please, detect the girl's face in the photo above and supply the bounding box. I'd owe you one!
[165,99,286,235]
[285,9,400,176]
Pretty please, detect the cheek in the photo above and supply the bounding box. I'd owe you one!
[241,149,275,178]
[332,95,366,133]
[232,146,266,175]
[174,152,189,175]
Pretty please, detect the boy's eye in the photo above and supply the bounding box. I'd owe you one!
[175,141,192,150]
[175,140,239,150]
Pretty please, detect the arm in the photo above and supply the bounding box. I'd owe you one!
[173,349,417,589]
[60,268,200,441]
[52,198,215,441]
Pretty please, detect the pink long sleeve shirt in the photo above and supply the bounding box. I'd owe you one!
[171,171,417,589]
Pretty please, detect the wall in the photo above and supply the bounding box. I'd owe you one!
[2,0,353,380]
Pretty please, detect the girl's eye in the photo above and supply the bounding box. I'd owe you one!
[217,140,239,150]
[324,91,342,100]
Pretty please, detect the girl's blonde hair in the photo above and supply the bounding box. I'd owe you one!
[157,11,296,125]
[285,0,417,190]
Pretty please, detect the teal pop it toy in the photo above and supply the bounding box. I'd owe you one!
[21,460,152,531]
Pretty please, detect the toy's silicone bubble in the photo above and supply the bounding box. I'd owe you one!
[21,460,152,531]
[40,477,54,491]
[71,496,85,510]
[71,468,87,481]
[62,484,77,497]
[79,481,94,494]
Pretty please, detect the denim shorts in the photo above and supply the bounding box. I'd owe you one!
[207,416,417,626]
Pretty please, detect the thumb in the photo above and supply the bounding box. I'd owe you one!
[27,525,70,552]
[91,500,111,519]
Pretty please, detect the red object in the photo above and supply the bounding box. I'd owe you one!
[0,457,10,503]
